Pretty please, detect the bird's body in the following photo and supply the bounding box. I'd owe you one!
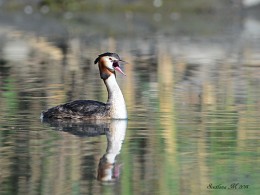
[41,52,127,120]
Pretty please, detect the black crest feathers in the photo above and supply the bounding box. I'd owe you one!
[94,52,120,64]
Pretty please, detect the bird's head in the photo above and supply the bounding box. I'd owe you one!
[94,52,126,80]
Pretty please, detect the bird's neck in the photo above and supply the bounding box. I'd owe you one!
[104,74,127,119]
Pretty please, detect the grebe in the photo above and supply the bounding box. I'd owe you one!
[41,52,127,120]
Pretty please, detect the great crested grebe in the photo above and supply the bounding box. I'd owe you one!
[41,52,127,120]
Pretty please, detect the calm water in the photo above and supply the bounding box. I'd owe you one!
[1,11,260,195]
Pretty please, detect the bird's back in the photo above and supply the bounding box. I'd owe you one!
[42,100,110,119]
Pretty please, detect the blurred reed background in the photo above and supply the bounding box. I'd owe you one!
[0,0,260,195]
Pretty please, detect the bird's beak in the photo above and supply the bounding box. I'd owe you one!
[119,59,128,64]
[113,60,127,76]
[115,66,126,76]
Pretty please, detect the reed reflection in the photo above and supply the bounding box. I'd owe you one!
[42,119,127,182]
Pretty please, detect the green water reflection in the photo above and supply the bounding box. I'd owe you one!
[1,11,260,195]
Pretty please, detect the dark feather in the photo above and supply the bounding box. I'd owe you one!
[94,52,120,64]
[42,100,110,119]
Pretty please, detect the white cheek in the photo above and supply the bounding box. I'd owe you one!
[105,60,114,70]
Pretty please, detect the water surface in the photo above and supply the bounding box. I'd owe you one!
[0,11,260,195]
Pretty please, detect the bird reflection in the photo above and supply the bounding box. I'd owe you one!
[42,119,127,182]
[97,120,126,181]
